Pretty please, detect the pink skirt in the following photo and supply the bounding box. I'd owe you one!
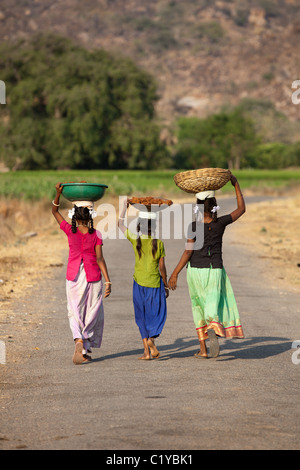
[66,261,104,352]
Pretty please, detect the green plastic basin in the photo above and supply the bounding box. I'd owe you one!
[62,183,108,202]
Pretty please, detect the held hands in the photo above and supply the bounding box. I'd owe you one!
[168,273,178,291]
[164,286,169,299]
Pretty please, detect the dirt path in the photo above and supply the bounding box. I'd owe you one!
[0,196,299,451]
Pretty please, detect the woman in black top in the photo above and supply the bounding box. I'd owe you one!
[168,173,246,358]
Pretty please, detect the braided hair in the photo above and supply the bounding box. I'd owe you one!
[71,205,94,234]
[196,197,218,222]
[136,218,158,260]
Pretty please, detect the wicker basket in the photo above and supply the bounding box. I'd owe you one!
[128,196,173,212]
[173,168,231,194]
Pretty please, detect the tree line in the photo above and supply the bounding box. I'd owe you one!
[174,107,300,170]
[0,34,166,171]
[0,33,299,171]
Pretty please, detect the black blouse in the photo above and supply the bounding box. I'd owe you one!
[187,214,233,269]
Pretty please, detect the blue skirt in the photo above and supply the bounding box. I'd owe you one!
[133,278,167,339]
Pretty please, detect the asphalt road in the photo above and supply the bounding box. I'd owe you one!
[1,196,300,452]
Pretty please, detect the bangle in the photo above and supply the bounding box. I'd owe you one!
[104,281,112,285]
[119,216,126,220]
[52,200,60,207]
[164,286,169,290]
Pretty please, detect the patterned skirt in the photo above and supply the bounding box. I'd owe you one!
[186,264,244,341]
[66,261,104,352]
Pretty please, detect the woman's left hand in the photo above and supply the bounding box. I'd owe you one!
[230,173,238,186]
[164,286,169,298]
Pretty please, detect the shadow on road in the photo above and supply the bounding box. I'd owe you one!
[91,335,292,362]
[217,336,292,361]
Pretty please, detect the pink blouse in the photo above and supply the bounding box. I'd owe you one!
[60,220,103,282]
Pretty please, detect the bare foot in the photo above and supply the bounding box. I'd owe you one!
[147,338,160,359]
[138,353,151,360]
[72,339,85,364]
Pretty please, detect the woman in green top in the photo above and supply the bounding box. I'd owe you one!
[118,199,168,360]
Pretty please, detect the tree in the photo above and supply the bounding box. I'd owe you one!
[0,33,169,170]
[174,108,259,169]
[248,142,295,169]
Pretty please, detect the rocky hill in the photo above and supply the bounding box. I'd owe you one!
[0,0,300,136]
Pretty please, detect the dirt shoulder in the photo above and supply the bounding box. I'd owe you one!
[0,199,66,313]
[0,199,66,363]
[232,193,300,292]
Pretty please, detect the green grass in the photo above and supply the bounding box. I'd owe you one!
[0,169,299,201]
[0,170,181,201]
[221,169,300,193]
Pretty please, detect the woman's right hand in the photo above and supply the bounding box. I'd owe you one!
[52,183,64,223]
[104,284,111,298]
[55,182,63,194]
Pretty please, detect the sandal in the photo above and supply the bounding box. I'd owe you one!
[207,329,220,358]
[83,354,92,363]
[194,350,208,359]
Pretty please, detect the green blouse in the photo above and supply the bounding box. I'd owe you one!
[125,229,166,288]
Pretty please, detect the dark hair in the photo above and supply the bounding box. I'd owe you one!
[71,205,94,234]
[136,218,157,260]
[196,197,218,222]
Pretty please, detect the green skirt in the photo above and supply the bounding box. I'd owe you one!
[186,264,244,341]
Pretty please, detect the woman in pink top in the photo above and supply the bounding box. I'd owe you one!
[52,183,111,364]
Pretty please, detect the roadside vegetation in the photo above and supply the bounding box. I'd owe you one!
[0,169,299,201]
[1,34,300,175]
